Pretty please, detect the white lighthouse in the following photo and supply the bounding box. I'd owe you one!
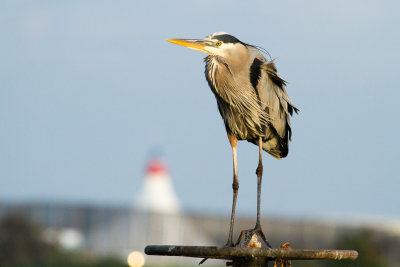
[131,157,182,260]
[129,157,213,265]
[135,158,180,214]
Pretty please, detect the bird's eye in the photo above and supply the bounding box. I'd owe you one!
[215,41,222,47]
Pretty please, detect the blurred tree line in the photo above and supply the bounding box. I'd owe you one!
[0,214,128,267]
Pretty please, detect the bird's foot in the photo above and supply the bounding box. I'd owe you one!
[274,242,292,267]
[235,227,271,248]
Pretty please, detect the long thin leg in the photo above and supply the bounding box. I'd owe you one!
[199,135,237,264]
[255,136,263,230]
[231,136,270,249]
[226,133,238,246]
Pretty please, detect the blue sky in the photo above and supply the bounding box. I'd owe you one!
[1,1,399,220]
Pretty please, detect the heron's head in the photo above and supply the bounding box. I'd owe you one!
[167,32,248,60]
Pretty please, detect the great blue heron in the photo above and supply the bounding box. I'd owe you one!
[167,32,298,247]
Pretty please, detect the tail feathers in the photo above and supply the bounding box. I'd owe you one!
[247,137,288,159]
[262,140,288,159]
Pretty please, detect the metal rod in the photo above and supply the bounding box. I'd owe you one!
[145,245,358,260]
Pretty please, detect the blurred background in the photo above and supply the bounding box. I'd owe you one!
[1,0,399,266]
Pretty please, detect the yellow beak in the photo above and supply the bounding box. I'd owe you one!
[167,38,212,54]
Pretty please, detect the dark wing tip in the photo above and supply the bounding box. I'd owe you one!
[288,104,300,116]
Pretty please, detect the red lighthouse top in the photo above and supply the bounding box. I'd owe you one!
[146,159,168,176]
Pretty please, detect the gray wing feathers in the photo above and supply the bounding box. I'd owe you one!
[259,61,298,140]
